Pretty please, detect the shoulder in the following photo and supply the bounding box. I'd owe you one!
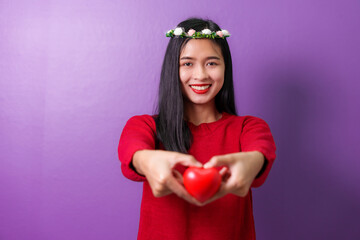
[125,114,158,131]
[225,113,270,131]
[241,115,269,125]
[225,112,266,124]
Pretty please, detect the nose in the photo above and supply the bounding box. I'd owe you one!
[193,65,208,80]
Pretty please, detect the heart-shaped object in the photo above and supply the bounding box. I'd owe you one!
[183,167,221,202]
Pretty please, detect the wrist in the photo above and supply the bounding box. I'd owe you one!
[249,151,265,178]
[132,150,148,175]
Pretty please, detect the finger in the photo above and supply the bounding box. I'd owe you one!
[169,178,202,206]
[150,182,172,197]
[172,169,184,184]
[219,166,231,182]
[201,183,229,206]
[175,154,203,168]
[159,188,173,197]
[204,155,230,169]
[219,166,228,176]
[167,175,203,206]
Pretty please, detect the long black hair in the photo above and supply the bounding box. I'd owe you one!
[154,17,237,153]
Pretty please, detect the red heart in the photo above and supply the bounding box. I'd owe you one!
[183,167,221,202]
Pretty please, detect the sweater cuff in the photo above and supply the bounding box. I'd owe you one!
[120,145,151,182]
[245,146,276,188]
[255,156,268,179]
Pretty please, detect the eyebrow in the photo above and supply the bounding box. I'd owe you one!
[180,56,221,60]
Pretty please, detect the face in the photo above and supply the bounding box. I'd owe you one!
[179,39,225,107]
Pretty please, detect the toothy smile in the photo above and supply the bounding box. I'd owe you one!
[189,84,212,94]
[190,84,211,90]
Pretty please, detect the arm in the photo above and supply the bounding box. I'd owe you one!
[240,116,276,188]
[202,116,276,205]
[118,115,203,206]
[118,115,156,182]
[133,149,203,206]
[202,151,265,204]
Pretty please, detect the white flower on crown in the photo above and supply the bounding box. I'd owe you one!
[174,27,183,36]
[221,29,230,36]
[201,29,212,35]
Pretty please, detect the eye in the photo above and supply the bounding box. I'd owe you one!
[207,62,218,66]
[183,62,192,67]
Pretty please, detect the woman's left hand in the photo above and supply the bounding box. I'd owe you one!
[201,151,265,206]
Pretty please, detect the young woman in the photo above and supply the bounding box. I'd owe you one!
[118,18,276,240]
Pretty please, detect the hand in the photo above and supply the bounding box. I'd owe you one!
[201,151,265,205]
[133,149,204,206]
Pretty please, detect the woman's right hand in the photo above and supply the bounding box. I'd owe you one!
[132,149,204,206]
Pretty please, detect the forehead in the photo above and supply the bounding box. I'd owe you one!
[180,39,222,58]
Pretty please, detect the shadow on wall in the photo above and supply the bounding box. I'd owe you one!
[253,59,360,239]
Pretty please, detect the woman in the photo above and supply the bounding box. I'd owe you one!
[118,17,276,240]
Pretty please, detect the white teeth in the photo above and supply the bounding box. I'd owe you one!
[190,85,211,90]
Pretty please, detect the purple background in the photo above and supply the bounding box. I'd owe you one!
[1,0,359,239]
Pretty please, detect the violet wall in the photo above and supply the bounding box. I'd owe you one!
[1,0,359,239]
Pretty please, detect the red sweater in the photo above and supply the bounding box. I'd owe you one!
[118,112,276,240]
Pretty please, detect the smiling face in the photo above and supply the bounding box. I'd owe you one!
[179,39,225,108]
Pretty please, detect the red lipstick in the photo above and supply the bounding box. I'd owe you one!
[189,84,212,94]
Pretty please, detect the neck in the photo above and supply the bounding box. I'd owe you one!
[183,100,222,126]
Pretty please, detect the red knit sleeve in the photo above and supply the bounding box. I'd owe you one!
[118,115,157,182]
[240,116,276,188]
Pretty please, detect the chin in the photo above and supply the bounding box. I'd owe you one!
[190,98,215,105]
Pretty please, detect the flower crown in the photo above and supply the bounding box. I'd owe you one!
[166,27,230,39]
